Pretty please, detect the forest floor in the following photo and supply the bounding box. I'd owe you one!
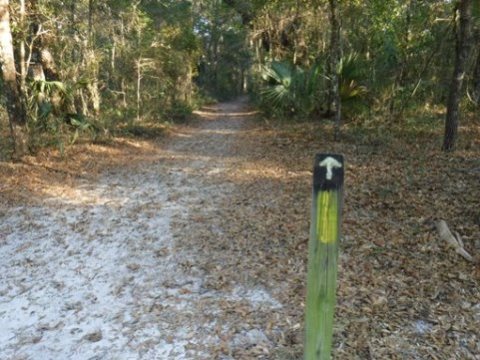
[0,98,479,359]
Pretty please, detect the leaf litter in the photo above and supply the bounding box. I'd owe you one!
[0,98,479,359]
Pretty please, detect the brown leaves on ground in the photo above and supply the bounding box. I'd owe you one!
[222,118,480,359]
[1,104,479,359]
[180,112,479,358]
[0,137,165,206]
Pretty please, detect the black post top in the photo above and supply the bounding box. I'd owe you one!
[313,153,344,192]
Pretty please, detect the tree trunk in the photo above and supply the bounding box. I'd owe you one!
[443,0,473,151]
[136,59,141,122]
[19,0,27,93]
[88,0,94,44]
[0,0,28,158]
[328,0,341,141]
[472,30,480,105]
[120,78,127,108]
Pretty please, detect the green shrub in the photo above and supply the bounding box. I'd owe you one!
[165,101,193,122]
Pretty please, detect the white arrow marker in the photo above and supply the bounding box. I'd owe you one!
[319,156,342,180]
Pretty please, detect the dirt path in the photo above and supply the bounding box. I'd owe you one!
[3,99,479,360]
[0,99,285,359]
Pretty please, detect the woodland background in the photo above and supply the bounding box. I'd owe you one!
[0,0,479,157]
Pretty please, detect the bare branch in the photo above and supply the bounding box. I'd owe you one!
[436,220,473,262]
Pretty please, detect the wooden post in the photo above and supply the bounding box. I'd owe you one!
[305,153,344,360]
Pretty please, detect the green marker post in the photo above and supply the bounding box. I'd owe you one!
[305,153,344,360]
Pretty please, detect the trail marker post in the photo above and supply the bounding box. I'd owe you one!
[305,154,344,360]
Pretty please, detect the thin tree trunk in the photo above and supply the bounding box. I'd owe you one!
[19,0,27,93]
[88,0,94,44]
[443,0,473,151]
[70,0,77,62]
[472,31,480,105]
[136,59,141,122]
[88,79,100,116]
[70,0,86,116]
[329,0,341,141]
[121,78,127,108]
[110,39,116,88]
[86,1,100,116]
[0,0,28,158]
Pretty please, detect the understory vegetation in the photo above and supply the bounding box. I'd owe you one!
[1,0,479,158]
[1,0,480,158]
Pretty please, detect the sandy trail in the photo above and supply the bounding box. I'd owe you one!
[0,99,280,359]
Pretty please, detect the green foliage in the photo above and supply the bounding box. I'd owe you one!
[26,79,97,152]
[165,101,193,123]
[338,53,368,102]
[337,53,369,118]
[29,80,71,121]
[259,54,368,120]
[261,61,296,108]
[0,0,211,154]
[259,61,324,118]
[247,0,462,125]
[0,0,475,153]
